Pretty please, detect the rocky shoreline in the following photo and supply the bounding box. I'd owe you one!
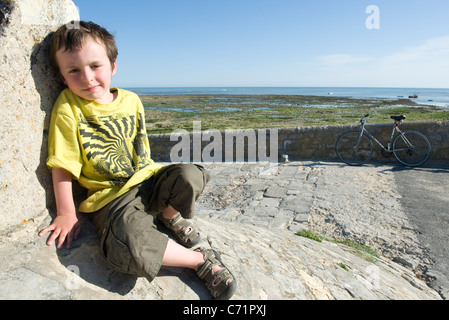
[141,94,448,134]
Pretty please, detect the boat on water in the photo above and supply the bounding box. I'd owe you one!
[408,94,418,98]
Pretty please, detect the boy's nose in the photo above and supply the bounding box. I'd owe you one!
[81,68,94,83]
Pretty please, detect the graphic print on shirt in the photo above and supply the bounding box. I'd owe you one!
[78,113,151,186]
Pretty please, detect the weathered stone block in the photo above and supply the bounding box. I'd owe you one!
[0,0,79,232]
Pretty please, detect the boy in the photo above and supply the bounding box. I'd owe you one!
[38,21,236,300]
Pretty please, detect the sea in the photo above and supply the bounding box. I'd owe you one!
[124,87,449,108]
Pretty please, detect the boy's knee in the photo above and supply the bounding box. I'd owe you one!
[147,163,210,217]
[176,163,210,187]
[162,164,209,217]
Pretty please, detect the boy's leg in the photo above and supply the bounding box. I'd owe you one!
[144,163,210,219]
[92,180,168,281]
[162,238,236,299]
[92,165,235,298]
[144,163,209,247]
[160,204,179,220]
[92,164,209,280]
[162,238,204,268]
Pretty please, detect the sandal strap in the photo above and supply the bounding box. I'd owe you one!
[195,249,216,279]
[158,213,183,229]
[195,248,236,299]
[157,213,200,247]
[158,214,195,234]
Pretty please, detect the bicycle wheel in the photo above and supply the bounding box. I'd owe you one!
[335,131,373,165]
[393,130,431,166]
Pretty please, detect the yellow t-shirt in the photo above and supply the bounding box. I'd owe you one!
[47,88,163,213]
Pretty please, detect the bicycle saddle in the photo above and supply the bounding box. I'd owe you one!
[390,115,406,121]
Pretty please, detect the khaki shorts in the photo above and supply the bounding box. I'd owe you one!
[92,163,210,281]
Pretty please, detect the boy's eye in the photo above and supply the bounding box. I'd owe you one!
[69,69,79,73]
[91,65,101,69]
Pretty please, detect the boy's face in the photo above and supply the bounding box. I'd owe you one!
[56,36,117,104]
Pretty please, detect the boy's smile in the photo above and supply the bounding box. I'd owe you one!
[56,36,117,104]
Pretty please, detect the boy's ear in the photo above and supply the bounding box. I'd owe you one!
[58,72,67,86]
[111,60,117,76]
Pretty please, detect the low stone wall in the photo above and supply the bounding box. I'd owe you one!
[148,121,449,163]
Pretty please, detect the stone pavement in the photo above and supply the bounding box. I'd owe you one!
[392,163,449,299]
[197,161,435,274]
[0,161,445,300]
[197,160,449,298]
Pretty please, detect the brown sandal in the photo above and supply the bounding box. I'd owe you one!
[195,248,237,300]
[157,213,201,248]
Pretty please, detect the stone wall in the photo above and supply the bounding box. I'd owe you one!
[0,0,79,233]
[148,121,449,163]
[280,121,449,162]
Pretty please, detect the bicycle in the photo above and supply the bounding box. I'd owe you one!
[335,114,431,167]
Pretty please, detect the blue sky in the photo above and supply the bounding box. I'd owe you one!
[72,0,449,88]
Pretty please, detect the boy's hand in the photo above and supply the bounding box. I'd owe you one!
[41,168,80,249]
[39,214,81,249]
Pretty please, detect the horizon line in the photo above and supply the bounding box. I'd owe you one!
[119,85,449,90]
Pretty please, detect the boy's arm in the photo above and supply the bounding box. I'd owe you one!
[39,167,81,249]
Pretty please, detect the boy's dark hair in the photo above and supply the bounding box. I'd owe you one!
[49,21,118,74]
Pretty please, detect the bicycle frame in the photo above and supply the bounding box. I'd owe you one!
[354,117,411,153]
